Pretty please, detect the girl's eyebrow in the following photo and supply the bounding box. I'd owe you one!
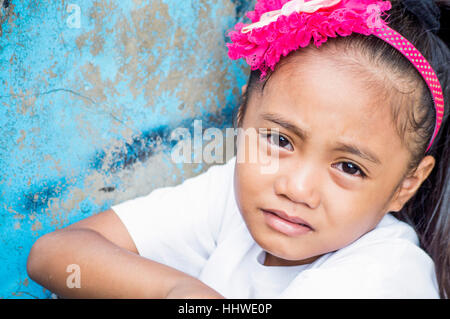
[260,112,382,165]
[332,142,382,165]
[261,112,310,141]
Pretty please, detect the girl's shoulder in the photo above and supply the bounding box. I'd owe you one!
[321,213,434,270]
[293,214,440,298]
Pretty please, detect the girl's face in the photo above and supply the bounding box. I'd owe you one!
[234,53,414,266]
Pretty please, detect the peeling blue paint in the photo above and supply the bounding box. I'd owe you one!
[0,0,250,298]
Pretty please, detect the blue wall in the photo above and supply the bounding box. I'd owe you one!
[0,0,250,298]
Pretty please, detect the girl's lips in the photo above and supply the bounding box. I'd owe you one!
[261,209,314,237]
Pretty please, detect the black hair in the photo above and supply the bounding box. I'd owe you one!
[233,0,450,298]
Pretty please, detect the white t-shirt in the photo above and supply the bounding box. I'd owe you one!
[111,156,440,298]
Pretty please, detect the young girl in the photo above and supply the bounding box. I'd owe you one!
[27,0,449,298]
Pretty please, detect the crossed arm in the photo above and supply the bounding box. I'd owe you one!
[26,209,224,299]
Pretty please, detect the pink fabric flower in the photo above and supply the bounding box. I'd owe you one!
[227,0,392,79]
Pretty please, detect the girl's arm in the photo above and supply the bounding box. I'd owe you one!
[26,209,224,299]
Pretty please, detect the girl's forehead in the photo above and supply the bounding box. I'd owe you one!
[248,55,408,163]
[261,55,386,120]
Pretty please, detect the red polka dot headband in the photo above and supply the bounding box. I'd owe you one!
[227,0,445,152]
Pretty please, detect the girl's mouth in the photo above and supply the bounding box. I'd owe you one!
[261,209,314,237]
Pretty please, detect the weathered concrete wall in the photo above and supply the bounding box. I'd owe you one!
[0,0,250,298]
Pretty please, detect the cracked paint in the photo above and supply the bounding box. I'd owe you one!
[0,0,252,298]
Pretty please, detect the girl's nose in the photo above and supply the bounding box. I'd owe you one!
[273,162,321,209]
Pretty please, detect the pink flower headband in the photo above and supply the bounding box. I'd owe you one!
[226,0,444,153]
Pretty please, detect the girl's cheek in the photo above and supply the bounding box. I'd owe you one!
[329,168,364,191]
[323,187,383,238]
[325,172,370,220]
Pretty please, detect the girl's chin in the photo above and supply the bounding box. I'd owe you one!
[263,250,321,267]
[248,232,315,264]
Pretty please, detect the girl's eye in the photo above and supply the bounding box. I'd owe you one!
[263,131,294,151]
[333,162,366,178]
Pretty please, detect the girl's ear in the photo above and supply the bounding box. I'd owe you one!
[387,155,436,212]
